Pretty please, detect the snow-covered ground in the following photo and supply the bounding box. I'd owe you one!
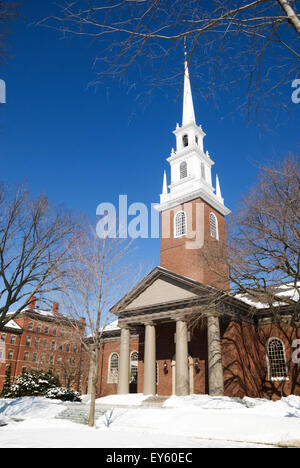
[0,394,300,448]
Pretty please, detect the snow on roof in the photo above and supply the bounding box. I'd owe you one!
[5,320,22,330]
[235,282,300,309]
[104,320,120,331]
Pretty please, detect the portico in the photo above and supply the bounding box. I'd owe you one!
[112,267,229,397]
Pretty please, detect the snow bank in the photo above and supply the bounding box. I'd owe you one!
[95,393,149,406]
[0,397,66,420]
[163,394,250,410]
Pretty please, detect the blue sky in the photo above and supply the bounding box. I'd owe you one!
[0,1,299,273]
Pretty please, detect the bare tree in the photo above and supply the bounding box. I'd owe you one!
[43,0,300,119]
[0,1,19,62]
[201,155,300,325]
[61,228,136,427]
[0,183,82,330]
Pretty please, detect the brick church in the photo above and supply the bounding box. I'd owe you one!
[95,59,300,401]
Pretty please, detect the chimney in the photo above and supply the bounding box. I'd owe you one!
[52,302,60,315]
[29,296,37,309]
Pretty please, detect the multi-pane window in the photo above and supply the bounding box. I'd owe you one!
[11,336,16,345]
[34,338,40,348]
[1,334,6,342]
[210,213,219,240]
[8,350,14,360]
[180,161,187,179]
[108,353,119,384]
[130,352,138,383]
[51,341,56,351]
[24,352,29,362]
[50,356,54,365]
[53,328,57,336]
[28,322,34,331]
[43,340,47,350]
[26,337,31,347]
[267,338,288,381]
[45,326,49,334]
[33,353,37,363]
[66,344,70,353]
[37,324,41,333]
[174,211,187,238]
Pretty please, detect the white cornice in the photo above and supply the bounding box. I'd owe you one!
[167,145,214,166]
[155,188,231,216]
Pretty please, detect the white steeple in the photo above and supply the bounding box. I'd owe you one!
[182,61,196,126]
[156,54,230,217]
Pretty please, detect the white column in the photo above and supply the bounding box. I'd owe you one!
[175,320,189,396]
[207,315,224,396]
[117,327,130,395]
[143,322,156,396]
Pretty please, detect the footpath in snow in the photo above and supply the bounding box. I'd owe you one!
[0,394,300,448]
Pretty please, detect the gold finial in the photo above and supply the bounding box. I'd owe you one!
[184,36,188,67]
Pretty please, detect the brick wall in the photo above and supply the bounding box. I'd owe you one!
[160,197,229,291]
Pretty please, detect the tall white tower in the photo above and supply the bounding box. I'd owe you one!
[156,58,230,217]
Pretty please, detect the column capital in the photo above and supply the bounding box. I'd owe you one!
[144,321,155,327]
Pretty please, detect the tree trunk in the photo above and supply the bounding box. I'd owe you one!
[277,0,300,36]
[88,347,99,427]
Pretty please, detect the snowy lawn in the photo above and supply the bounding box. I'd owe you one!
[0,395,300,448]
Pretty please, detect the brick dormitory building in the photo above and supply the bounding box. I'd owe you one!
[0,297,88,393]
[94,59,300,401]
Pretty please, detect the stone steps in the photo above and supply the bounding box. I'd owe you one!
[141,396,168,408]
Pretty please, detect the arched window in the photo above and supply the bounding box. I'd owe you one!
[210,213,219,240]
[130,351,138,383]
[174,211,187,238]
[267,338,288,381]
[180,161,187,179]
[182,134,189,148]
[108,352,119,384]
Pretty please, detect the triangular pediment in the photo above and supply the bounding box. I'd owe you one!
[124,276,197,310]
[111,267,206,313]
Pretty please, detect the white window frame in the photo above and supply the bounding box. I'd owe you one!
[267,337,289,381]
[174,211,187,238]
[209,212,219,240]
[108,352,119,384]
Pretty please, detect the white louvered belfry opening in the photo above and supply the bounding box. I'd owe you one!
[180,161,187,179]
[210,212,218,240]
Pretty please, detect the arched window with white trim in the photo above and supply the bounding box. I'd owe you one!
[108,352,119,384]
[267,338,288,381]
[210,212,219,240]
[180,161,187,179]
[130,351,138,383]
[174,211,187,238]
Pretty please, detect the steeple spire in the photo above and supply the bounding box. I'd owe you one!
[182,43,196,126]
